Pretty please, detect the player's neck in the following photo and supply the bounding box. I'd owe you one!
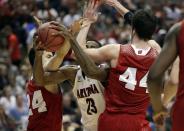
[132,35,149,49]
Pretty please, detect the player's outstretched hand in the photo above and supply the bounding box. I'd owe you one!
[83,0,100,24]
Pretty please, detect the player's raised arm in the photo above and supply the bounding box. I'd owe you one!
[76,0,100,49]
[104,0,129,16]
[43,39,71,71]
[59,28,108,81]
[147,23,181,121]
[71,40,109,81]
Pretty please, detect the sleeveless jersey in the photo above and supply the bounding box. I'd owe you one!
[73,69,105,131]
[176,21,184,98]
[172,21,184,131]
[26,80,62,131]
[104,44,158,118]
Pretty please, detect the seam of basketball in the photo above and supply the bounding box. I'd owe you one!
[46,35,58,47]
[44,27,50,44]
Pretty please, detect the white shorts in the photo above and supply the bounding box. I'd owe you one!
[83,125,97,131]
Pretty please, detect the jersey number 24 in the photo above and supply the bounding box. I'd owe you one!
[119,67,148,92]
[27,90,47,116]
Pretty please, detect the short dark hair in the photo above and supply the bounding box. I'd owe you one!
[132,9,157,40]
[28,48,35,67]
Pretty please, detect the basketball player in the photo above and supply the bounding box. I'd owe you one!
[26,35,73,131]
[72,0,159,130]
[28,35,106,131]
[27,16,73,131]
[28,16,106,131]
[147,21,184,131]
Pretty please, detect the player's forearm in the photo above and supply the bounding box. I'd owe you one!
[44,40,71,71]
[70,39,107,81]
[76,24,91,49]
[113,0,129,16]
[33,51,44,86]
[44,56,63,71]
[148,77,164,113]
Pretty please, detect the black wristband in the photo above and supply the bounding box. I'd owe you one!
[124,12,134,25]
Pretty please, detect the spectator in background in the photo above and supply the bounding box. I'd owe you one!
[0,85,16,115]
[0,64,9,91]
[63,0,81,27]
[9,94,28,130]
[4,26,22,68]
[37,0,58,21]
[164,3,182,21]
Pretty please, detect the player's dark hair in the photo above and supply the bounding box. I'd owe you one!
[132,9,157,40]
[28,48,35,67]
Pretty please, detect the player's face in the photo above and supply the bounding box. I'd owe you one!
[42,51,54,67]
[86,41,100,48]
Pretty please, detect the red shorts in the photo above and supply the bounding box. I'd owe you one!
[98,111,151,131]
[172,97,184,131]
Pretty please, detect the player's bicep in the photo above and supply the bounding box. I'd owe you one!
[84,44,118,64]
[148,24,180,80]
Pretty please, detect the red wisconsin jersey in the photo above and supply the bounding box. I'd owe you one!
[105,44,158,117]
[172,21,184,131]
[177,21,184,98]
[26,80,62,131]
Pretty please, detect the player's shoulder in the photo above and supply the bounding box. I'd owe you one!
[148,40,161,53]
[167,22,182,37]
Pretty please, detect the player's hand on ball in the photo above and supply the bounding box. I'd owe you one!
[33,34,45,51]
[49,21,73,38]
[83,0,101,24]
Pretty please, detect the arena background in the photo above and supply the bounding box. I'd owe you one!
[0,0,183,130]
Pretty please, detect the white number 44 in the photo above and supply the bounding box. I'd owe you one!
[119,67,149,93]
[27,90,47,116]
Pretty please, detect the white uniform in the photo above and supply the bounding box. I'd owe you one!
[73,69,105,131]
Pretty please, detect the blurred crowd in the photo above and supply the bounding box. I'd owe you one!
[0,0,184,130]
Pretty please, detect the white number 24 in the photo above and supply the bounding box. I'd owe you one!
[27,90,47,116]
[119,67,148,93]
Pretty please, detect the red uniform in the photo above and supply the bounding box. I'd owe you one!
[98,44,158,131]
[172,21,184,131]
[26,80,62,131]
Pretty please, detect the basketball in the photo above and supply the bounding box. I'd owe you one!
[37,22,65,52]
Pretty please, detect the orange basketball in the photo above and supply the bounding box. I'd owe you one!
[37,22,65,52]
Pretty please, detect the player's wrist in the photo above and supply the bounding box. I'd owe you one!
[113,0,120,7]
[35,49,44,55]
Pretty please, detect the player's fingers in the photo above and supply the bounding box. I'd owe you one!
[49,25,62,31]
[94,1,100,10]
[33,16,42,26]
[51,32,63,36]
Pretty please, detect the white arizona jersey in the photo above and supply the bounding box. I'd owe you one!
[73,69,105,131]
